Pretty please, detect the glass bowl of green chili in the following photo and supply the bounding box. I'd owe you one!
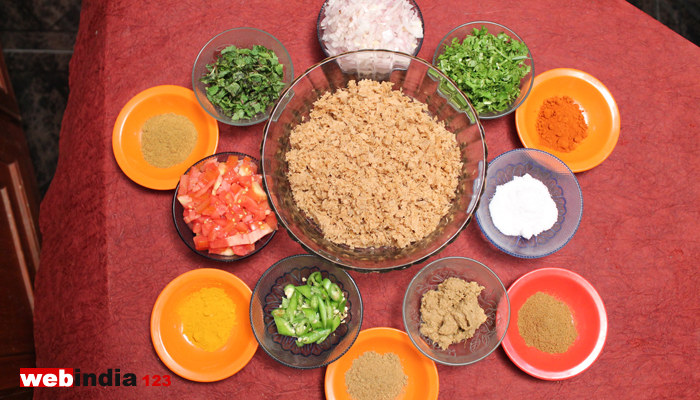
[192,27,294,126]
[250,254,363,369]
[433,21,534,120]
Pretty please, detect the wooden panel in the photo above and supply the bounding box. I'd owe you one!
[0,354,35,392]
[0,186,35,357]
[0,386,33,400]
[0,42,21,121]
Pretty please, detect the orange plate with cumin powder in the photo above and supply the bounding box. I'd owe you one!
[501,268,608,380]
[325,327,439,400]
[515,68,620,173]
[113,85,219,190]
[150,268,257,382]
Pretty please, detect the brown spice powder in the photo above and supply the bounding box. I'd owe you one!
[344,351,408,400]
[419,277,487,350]
[286,80,462,249]
[141,113,197,168]
[536,96,588,153]
[517,291,578,354]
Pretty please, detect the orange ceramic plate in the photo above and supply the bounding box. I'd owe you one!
[501,268,607,380]
[113,85,219,190]
[325,327,439,400]
[515,68,620,172]
[150,268,258,382]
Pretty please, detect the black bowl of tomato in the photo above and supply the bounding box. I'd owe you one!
[172,152,278,262]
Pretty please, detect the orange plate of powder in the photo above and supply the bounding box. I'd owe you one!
[113,85,219,190]
[501,268,607,380]
[150,268,257,382]
[515,68,620,173]
[325,327,439,400]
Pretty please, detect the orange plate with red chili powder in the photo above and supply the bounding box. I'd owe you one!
[501,268,608,380]
[515,68,620,173]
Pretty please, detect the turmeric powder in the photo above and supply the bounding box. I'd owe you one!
[177,287,236,352]
[536,96,588,153]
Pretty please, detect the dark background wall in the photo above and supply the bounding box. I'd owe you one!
[0,0,698,199]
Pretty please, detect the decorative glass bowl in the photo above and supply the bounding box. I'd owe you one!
[433,21,534,120]
[192,27,294,126]
[261,50,487,272]
[172,152,276,262]
[316,0,425,58]
[250,254,363,369]
[402,257,510,366]
[475,148,583,258]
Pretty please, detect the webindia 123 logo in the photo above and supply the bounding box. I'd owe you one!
[20,368,171,387]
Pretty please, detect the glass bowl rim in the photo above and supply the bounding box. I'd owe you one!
[475,148,584,259]
[249,254,364,369]
[171,151,277,262]
[191,27,295,126]
[260,49,488,273]
[402,256,511,366]
[432,20,535,120]
[315,0,425,58]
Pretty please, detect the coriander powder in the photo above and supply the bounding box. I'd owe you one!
[140,113,197,169]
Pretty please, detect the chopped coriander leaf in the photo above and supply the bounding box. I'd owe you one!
[437,26,531,114]
[200,45,286,121]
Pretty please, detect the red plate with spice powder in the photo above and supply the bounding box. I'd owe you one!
[501,268,607,380]
[515,68,620,173]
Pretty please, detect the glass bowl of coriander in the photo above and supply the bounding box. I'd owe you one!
[433,21,534,120]
[192,28,294,126]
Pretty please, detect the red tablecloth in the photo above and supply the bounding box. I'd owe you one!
[35,0,700,398]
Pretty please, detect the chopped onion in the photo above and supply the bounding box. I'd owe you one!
[320,0,424,56]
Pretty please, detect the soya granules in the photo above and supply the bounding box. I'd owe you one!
[517,291,578,354]
[140,113,197,168]
[344,351,408,400]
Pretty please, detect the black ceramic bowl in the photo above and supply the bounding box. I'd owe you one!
[172,152,276,262]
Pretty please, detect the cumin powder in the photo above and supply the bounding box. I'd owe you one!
[345,351,408,400]
[517,292,578,354]
[536,96,588,153]
[141,113,197,168]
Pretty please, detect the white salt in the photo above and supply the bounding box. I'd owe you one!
[488,174,558,239]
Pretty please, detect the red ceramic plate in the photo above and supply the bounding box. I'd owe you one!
[325,327,439,400]
[501,268,607,380]
[150,268,258,382]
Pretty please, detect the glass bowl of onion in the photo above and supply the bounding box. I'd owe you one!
[475,148,583,258]
[316,0,425,57]
[261,50,487,272]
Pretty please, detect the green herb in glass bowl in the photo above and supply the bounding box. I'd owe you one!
[200,45,286,121]
[436,25,531,115]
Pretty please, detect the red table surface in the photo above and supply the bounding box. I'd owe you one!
[34,0,700,398]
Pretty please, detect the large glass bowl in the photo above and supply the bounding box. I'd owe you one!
[475,148,583,258]
[433,21,534,120]
[260,50,487,272]
[402,257,510,366]
[192,28,294,126]
[316,0,425,57]
[250,254,363,369]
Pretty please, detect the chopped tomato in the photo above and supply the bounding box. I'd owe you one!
[178,156,279,257]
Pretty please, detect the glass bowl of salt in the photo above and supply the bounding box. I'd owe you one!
[475,148,583,258]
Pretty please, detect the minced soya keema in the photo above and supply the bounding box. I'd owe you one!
[286,80,462,249]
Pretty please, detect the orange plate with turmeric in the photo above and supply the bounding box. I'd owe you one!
[515,68,620,173]
[113,85,219,190]
[150,268,257,382]
[325,327,439,400]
